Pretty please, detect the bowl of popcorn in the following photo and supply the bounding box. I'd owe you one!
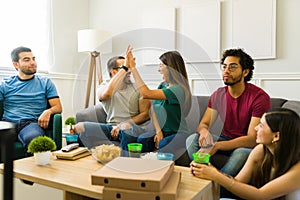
[91,144,121,164]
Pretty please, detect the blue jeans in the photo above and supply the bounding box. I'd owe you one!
[12,120,45,153]
[78,122,145,153]
[137,132,188,161]
[186,133,252,176]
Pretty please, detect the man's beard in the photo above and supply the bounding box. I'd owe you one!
[224,73,243,86]
[123,79,132,85]
[123,75,132,85]
[21,69,36,75]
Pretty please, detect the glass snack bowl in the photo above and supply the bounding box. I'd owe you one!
[91,144,121,164]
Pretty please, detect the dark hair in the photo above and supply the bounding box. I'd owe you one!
[221,48,254,82]
[159,51,192,116]
[252,108,300,196]
[107,56,125,77]
[11,46,32,62]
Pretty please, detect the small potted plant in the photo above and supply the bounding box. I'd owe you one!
[64,116,76,133]
[27,136,57,165]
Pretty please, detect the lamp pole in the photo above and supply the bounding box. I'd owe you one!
[77,29,112,108]
[84,51,100,108]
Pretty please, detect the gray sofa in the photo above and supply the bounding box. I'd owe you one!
[76,96,300,166]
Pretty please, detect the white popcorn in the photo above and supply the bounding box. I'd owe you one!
[140,152,158,160]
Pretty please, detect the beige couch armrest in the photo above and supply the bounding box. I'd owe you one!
[282,100,300,116]
[76,104,107,123]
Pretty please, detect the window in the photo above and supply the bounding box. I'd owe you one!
[0,0,52,71]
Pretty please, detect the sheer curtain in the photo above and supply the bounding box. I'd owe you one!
[0,0,53,72]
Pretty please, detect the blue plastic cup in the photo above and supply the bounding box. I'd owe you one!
[157,153,174,161]
[65,134,78,145]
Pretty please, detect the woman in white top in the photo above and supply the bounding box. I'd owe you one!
[191,107,300,200]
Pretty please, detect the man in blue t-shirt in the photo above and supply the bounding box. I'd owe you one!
[0,46,62,153]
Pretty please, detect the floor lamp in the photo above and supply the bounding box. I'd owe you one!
[78,29,112,108]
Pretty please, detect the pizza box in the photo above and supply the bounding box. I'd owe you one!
[91,157,174,192]
[103,171,181,200]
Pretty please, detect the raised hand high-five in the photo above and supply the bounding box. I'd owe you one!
[125,45,136,69]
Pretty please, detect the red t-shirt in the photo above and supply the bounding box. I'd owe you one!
[208,83,271,139]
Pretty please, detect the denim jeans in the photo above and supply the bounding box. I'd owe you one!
[13,120,45,153]
[78,122,145,154]
[186,133,252,176]
[137,132,188,161]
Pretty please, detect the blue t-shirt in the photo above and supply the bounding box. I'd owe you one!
[0,75,59,122]
[153,82,190,136]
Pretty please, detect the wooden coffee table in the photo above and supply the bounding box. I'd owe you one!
[0,155,219,200]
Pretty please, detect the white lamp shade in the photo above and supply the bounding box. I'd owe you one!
[77,29,112,53]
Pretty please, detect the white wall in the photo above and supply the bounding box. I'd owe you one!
[46,0,90,121]
[87,0,300,100]
[2,0,300,121]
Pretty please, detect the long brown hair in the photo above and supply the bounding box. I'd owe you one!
[159,51,192,116]
[252,108,300,199]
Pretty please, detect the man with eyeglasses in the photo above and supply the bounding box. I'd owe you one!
[186,48,270,197]
[74,56,150,154]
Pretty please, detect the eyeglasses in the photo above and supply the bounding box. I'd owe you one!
[220,63,239,72]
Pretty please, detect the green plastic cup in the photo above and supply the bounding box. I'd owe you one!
[192,152,210,165]
[127,143,143,157]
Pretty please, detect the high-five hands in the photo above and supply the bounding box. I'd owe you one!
[125,45,136,69]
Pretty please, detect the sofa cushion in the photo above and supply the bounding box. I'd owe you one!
[185,96,203,133]
[270,98,287,108]
[282,100,300,116]
[76,104,107,123]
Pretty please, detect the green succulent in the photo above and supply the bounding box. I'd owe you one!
[27,136,57,153]
[64,116,76,126]
[64,116,76,133]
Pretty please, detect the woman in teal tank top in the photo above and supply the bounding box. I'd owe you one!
[125,46,192,160]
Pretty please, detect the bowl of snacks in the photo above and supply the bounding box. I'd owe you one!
[140,152,158,160]
[91,144,121,164]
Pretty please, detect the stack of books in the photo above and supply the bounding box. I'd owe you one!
[53,147,90,160]
[91,157,181,200]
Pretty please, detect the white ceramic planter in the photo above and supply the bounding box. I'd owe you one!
[34,151,51,165]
